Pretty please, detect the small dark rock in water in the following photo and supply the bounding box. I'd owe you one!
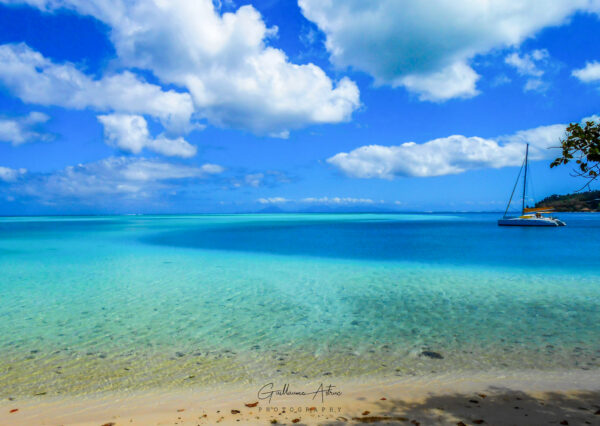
[350,320,360,326]
[98,354,107,359]
[175,352,185,357]
[469,399,479,404]
[421,351,444,359]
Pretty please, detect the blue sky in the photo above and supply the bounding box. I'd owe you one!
[0,0,599,214]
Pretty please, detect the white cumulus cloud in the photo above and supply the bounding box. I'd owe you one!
[0,111,51,145]
[2,0,360,136]
[0,43,194,133]
[399,61,480,102]
[572,61,600,83]
[327,123,567,179]
[97,114,197,158]
[299,0,600,101]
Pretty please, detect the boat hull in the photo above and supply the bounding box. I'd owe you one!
[498,218,563,227]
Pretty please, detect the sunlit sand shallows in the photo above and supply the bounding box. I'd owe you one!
[2,215,600,424]
[1,370,600,425]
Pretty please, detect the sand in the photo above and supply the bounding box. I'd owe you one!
[1,370,600,425]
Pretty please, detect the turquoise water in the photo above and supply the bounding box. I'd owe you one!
[0,213,599,396]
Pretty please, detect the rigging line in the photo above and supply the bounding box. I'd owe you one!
[528,163,536,207]
[503,156,526,217]
[522,144,529,214]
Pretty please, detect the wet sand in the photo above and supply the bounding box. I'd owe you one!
[1,370,600,425]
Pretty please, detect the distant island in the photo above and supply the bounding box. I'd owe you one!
[535,190,600,212]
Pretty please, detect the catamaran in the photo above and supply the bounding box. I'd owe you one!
[498,144,566,227]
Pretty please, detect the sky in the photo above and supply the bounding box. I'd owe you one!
[0,0,599,215]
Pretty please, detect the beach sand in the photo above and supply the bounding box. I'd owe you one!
[2,371,599,425]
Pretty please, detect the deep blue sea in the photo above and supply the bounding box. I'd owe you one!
[0,213,599,396]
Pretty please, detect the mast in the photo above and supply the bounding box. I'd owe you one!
[522,143,529,215]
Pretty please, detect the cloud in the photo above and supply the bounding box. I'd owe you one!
[230,170,291,189]
[0,166,27,182]
[505,50,548,77]
[0,111,51,145]
[572,61,600,83]
[0,43,194,133]
[301,196,375,205]
[4,0,360,136]
[399,61,480,102]
[298,0,600,100]
[327,123,567,179]
[505,49,550,92]
[97,114,197,158]
[258,197,289,204]
[245,173,265,187]
[257,196,377,205]
[9,157,223,201]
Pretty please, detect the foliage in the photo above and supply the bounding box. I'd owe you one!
[551,120,600,190]
[535,190,600,212]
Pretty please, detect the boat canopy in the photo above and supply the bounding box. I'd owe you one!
[523,207,555,213]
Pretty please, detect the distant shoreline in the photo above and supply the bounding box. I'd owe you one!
[535,190,600,212]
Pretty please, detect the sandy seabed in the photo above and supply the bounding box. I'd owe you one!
[1,370,600,425]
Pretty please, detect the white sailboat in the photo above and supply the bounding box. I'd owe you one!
[498,144,566,227]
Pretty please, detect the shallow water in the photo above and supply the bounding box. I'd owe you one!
[0,213,599,396]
